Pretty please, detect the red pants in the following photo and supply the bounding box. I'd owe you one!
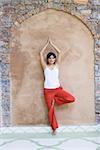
[44,86,75,131]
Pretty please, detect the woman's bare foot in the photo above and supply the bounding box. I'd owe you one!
[52,129,56,135]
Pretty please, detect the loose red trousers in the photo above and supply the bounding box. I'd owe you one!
[44,86,75,131]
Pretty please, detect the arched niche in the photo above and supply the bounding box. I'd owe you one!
[10,9,95,126]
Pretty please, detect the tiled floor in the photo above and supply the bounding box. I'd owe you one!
[0,125,100,150]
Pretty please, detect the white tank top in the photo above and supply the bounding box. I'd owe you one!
[44,65,60,89]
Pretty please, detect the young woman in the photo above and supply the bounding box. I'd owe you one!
[40,37,76,135]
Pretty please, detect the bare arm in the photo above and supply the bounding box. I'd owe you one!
[40,39,49,69]
[49,39,61,64]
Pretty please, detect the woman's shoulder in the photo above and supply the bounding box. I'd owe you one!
[43,63,59,71]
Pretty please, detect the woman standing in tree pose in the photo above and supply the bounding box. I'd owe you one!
[40,37,76,135]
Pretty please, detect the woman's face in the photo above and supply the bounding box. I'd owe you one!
[47,55,56,65]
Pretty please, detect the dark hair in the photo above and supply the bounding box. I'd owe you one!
[46,52,56,64]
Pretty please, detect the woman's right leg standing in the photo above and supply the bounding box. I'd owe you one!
[44,89,58,131]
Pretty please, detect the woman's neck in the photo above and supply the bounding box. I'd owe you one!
[48,64,55,66]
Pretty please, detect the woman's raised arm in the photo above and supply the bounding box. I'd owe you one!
[40,39,49,69]
[49,39,61,64]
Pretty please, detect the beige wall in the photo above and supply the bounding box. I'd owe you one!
[10,9,95,126]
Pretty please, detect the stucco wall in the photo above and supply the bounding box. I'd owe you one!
[10,9,95,125]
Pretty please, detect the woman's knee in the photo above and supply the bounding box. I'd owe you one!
[69,96,75,102]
